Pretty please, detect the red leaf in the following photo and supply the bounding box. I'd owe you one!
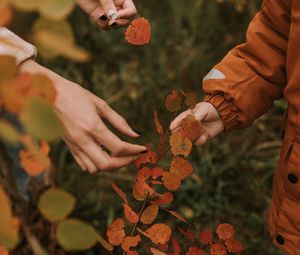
[112,183,128,203]
[186,247,205,255]
[184,92,197,109]
[210,243,227,255]
[140,205,159,225]
[225,239,244,253]
[145,224,172,245]
[170,157,193,180]
[123,204,139,224]
[216,223,235,241]
[106,218,125,246]
[125,17,151,45]
[121,235,141,252]
[165,90,182,112]
[134,145,158,169]
[150,192,174,205]
[167,210,188,224]
[199,229,213,245]
[170,132,192,157]
[162,172,181,191]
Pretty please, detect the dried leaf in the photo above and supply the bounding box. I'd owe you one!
[199,229,213,245]
[210,243,227,255]
[134,145,158,169]
[19,135,51,176]
[167,210,188,224]
[123,204,139,224]
[125,17,151,45]
[150,192,174,205]
[112,183,128,203]
[165,90,182,112]
[216,223,235,241]
[170,132,192,157]
[140,205,159,225]
[186,247,205,255]
[133,182,148,201]
[106,218,125,246]
[184,92,197,109]
[180,115,204,142]
[162,172,181,191]
[225,239,244,253]
[170,157,193,180]
[145,224,172,245]
[154,110,163,137]
[121,235,141,252]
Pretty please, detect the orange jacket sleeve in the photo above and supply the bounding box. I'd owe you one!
[203,0,291,130]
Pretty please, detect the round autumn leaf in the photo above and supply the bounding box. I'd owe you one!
[140,205,159,225]
[56,219,98,251]
[225,239,244,253]
[38,188,76,222]
[216,223,235,240]
[180,115,204,141]
[162,172,181,191]
[170,157,193,180]
[145,223,172,245]
[123,204,139,224]
[125,17,151,45]
[165,90,182,112]
[210,243,227,255]
[186,247,205,255]
[106,218,125,246]
[121,235,141,252]
[170,131,192,157]
[199,229,213,245]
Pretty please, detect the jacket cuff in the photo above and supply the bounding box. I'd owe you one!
[204,94,240,131]
[0,27,37,64]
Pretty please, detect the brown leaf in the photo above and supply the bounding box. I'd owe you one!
[170,132,192,157]
[162,172,181,191]
[140,205,159,225]
[165,90,182,112]
[167,210,188,224]
[170,157,193,180]
[154,110,163,136]
[134,145,158,169]
[184,92,197,109]
[180,115,203,142]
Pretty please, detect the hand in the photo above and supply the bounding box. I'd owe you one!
[76,0,137,30]
[170,102,225,146]
[20,60,147,173]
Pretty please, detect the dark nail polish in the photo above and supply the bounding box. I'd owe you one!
[111,22,117,27]
[142,150,148,154]
[99,15,107,21]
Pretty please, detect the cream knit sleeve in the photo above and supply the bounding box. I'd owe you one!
[0,27,37,64]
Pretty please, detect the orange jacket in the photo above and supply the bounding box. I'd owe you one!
[203,0,300,254]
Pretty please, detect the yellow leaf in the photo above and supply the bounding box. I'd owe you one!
[38,0,75,20]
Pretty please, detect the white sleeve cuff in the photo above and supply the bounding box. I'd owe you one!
[0,27,37,64]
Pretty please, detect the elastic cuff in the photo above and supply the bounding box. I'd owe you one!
[204,94,240,131]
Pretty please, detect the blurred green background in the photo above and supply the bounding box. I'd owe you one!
[11,0,287,254]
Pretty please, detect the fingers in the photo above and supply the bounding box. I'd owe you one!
[116,0,137,19]
[91,95,140,138]
[99,0,118,19]
[195,132,211,146]
[91,119,147,156]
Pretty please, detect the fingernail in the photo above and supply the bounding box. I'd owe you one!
[142,149,148,154]
[111,22,117,27]
[133,129,142,135]
[99,15,107,21]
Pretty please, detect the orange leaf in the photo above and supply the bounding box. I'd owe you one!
[145,224,172,245]
[170,132,192,157]
[150,192,174,205]
[180,115,204,142]
[150,247,166,255]
[133,182,148,201]
[216,223,235,241]
[140,205,159,225]
[186,247,205,255]
[19,135,51,176]
[199,229,213,245]
[225,239,244,253]
[0,246,9,255]
[210,243,227,255]
[121,235,141,252]
[167,210,188,224]
[170,157,193,180]
[134,145,158,169]
[112,183,128,203]
[184,92,197,109]
[165,90,182,112]
[106,218,125,246]
[123,204,139,224]
[125,17,151,45]
[162,172,181,191]
[154,110,163,136]
[150,167,164,179]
